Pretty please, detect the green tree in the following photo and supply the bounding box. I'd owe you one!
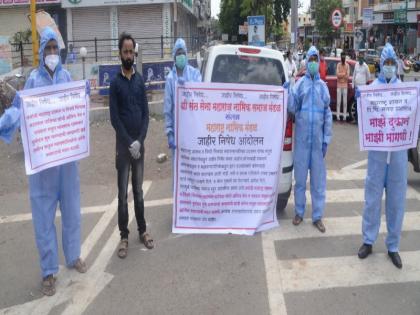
[314,0,342,43]
[218,0,292,41]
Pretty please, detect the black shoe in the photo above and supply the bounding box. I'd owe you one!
[358,244,372,259]
[388,251,403,269]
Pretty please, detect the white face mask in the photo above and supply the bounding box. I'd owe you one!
[45,54,59,72]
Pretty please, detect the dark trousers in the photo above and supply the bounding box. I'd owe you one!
[116,142,146,239]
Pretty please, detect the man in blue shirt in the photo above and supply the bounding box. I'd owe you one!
[109,33,153,259]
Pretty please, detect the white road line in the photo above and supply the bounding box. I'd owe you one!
[280,250,420,293]
[145,197,173,208]
[0,194,171,225]
[61,181,152,315]
[0,205,105,225]
[0,182,151,315]
[265,211,420,242]
[262,232,288,315]
[80,185,133,260]
[341,159,368,170]
[326,169,366,181]
[288,187,420,205]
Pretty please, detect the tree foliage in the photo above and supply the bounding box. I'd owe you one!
[314,0,343,38]
[218,0,291,40]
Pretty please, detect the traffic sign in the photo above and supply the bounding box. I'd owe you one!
[331,9,343,29]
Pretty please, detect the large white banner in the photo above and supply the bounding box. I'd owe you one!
[172,82,287,235]
[19,80,90,175]
[357,82,420,151]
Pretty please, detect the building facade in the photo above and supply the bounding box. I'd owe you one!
[0,0,210,62]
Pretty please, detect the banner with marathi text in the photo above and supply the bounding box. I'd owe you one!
[19,80,90,175]
[357,82,420,151]
[172,82,287,235]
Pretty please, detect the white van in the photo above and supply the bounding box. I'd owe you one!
[201,45,293,212]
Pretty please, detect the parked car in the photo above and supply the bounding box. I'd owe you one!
[409,130,420,172]
[201,45,293,212]
[296,57,362,121]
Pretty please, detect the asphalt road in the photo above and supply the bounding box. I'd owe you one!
[0,118,419,315]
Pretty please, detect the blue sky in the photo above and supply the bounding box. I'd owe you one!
[211,0,311,18]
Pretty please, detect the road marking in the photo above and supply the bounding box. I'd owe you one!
[0,182,151,315]
[341,159,368,170]
[145,197,173,208]
[280,250,420,293]
[61,181,152,315]
[262,232,288,315]
[80,186,132,260]
[265,211,420,242]
[0,193,170,225]
[288,187,420,205]
[326,169,366,181]
[0,205,105,225]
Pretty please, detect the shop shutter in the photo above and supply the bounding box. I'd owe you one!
[118,4,162,60]
[72,7,110,60]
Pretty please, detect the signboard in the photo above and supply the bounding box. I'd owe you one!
[0,36,12,75]
[248,15,265,47]
[19,80,90,175]
[172,82,286,235]
[62,0,173,8]
[394,9,407,23]
[331,8,343,29]
[357,83,420,152]
[0,0,59,6]
[363,8,374,27]
[239,25,248,35]
[221,33,229,41]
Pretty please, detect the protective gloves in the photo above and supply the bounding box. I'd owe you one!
[129,140,141,159]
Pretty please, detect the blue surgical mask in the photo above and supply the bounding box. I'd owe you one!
[383,65,396,79]
[175,54,187,70]
[308,61,319,76]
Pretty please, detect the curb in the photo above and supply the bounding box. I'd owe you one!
[89,100,164,123]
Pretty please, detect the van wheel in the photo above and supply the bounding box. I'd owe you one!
[276,186,292,216]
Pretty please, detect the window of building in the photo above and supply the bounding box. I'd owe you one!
[383,12,394,20]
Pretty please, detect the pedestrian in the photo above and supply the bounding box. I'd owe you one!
[287,46,332,233]
[336,52,350,122]
[357,43,407,269]
[319,48,327,82]
[285,50,297,86]
[0,27,87,296]
[109,33,153,259]
[164,38,202,173]
[352,51,370,122]
[352,51,370,90]
[66,43,77,64]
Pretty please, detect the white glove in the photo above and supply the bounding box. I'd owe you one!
[129,140,141,159]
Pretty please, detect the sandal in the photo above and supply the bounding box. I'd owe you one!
[117,239,128,259]
[72,258,87,273]
[140,232,154,249]
[41,275,56,296]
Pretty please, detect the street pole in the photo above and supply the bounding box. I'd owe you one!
[291,0,298,51]
[30,0,39,67]
[405,0,408,54]
[173,0,178,39]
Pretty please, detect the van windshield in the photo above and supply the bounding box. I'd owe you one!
[211,54,286,85]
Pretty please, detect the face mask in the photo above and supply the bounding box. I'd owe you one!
[121,57,134,70]
[175,54,187,70]
[45,54,59,72]
[383,65,396,79]
[358,58,364,65]
[308,61,319,76]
